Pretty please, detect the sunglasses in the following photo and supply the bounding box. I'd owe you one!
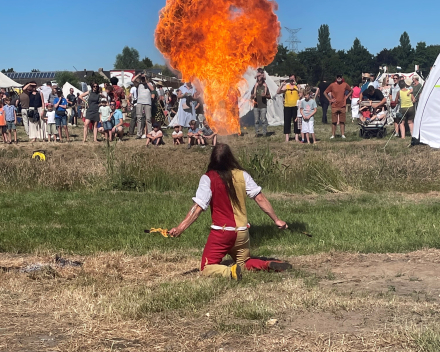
[93,85,98,88]
[110,104,115,106]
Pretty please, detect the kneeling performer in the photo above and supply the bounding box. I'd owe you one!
[169,144,292,280]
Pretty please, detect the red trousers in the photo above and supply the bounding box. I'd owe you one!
[200,229,269,277]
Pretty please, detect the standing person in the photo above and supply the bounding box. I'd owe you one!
[369,74,380,89]
[128,82,138,135]
[395,80,415,139]
[110,77,125,109]
[300,89,317,144]
[351,83,362,122]
[66,88,77,127]
[324,74,352,139]
[54,89,69,142]
[29,83,45,142]
[411,75,423,111]
[194,96,205,127]
[168,144,291,280]
[131,73,154,138]
[39,82,52,106]
[251,75,271,137]
[389,75,401,137]
[80,83,101,143]
[45,103,57,142]
[19,83,32,136]
[277,74,300,142]
[99,99,112,141]
[177,81,196,128]
[4,98,17,144]
[315,79,330,124]
[0,100,7,143]
[76,93,83,121]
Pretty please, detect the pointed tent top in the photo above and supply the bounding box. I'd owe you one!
[0,71,22,88]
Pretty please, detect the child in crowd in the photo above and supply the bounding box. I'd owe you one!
[54,89,69,142]
[359,105,386,125]
[187,119,203,149]
[200,119,217,147]
[4,98,17,144]
[110,101,124,141]
[299,89,317,144]
[145,122,163,147]
[45,103,57,142]
[294,95,304,142]
[0,100,7,143]
[172,124,184,145]
[99,99,113,141]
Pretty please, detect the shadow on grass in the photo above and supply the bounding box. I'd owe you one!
[249,222,309,246]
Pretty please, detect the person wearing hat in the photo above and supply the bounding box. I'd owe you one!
[324,74,352,139]
[360,73,370,93]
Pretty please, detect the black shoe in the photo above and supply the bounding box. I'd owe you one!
[268,261,292,272]
[135,136,141,140]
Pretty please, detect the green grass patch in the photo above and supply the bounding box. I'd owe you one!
[413,328,440,352]
[1,190,440,256]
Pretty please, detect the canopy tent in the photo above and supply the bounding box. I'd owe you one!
[412,54,440,148]
[62,82,82,98]
[239,68,284,127]
[0,71,22,88]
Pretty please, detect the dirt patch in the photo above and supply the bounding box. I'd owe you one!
[2,250,440,351]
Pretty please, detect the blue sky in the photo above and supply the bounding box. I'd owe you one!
[2,0,439,72]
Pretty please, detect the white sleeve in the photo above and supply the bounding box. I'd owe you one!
[192,175,212,211]
[243,171,262,198]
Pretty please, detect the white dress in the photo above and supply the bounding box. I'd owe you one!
[175,84,196,127]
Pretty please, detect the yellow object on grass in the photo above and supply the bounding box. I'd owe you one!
[32,151,46,161]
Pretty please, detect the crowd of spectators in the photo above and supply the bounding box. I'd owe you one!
[0,70,423,145]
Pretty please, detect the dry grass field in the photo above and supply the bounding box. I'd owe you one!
[1,112,440,351]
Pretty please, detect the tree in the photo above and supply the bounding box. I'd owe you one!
[345,38,374,84]
[396,31,414,71]
[317,24,332,56]
[114,46,143,69]
[298,48,322,84]
[425,45,440,71]
[375,48,398,68]
[54,71,81,89]
[141,57,153,69]
[31,69,40,72]
[1,68,14,73]
[84,73,109,86]
[265,44,306,79]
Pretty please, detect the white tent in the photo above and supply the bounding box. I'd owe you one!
[0,72,22,88]
[412,54,440,148]
[378,72,425,86]
[62,82,82,97]
[239,68,284,127]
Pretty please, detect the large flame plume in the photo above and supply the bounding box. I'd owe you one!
[155,0,280,135]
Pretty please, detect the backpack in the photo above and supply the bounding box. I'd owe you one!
[27,109,40,123]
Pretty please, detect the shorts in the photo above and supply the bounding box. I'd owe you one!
[331,107,346,123]
[301,119,314,134]
[112,125,124,133]
[56,116,67,126]
[7,121,16,130]
[47,123,58,135]
[400,106,415,121]
[1,126,7,134]
[103,121,113,131]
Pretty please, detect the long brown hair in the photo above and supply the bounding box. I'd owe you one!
[207,144,244,210]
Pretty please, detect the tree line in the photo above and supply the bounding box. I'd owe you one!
[265,24,440,86]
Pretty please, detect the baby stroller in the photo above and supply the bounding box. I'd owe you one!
[358,101,388,139]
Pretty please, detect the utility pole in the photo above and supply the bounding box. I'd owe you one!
[285,27,301,53]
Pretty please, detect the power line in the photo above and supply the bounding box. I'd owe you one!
[285,27,301,53]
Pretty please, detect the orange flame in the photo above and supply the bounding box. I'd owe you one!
[155,0,280,135]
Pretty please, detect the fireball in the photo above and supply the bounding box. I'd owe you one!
[155,0,280,135]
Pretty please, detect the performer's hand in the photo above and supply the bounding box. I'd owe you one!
[275,219,288,230]
[169,227,183,237]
